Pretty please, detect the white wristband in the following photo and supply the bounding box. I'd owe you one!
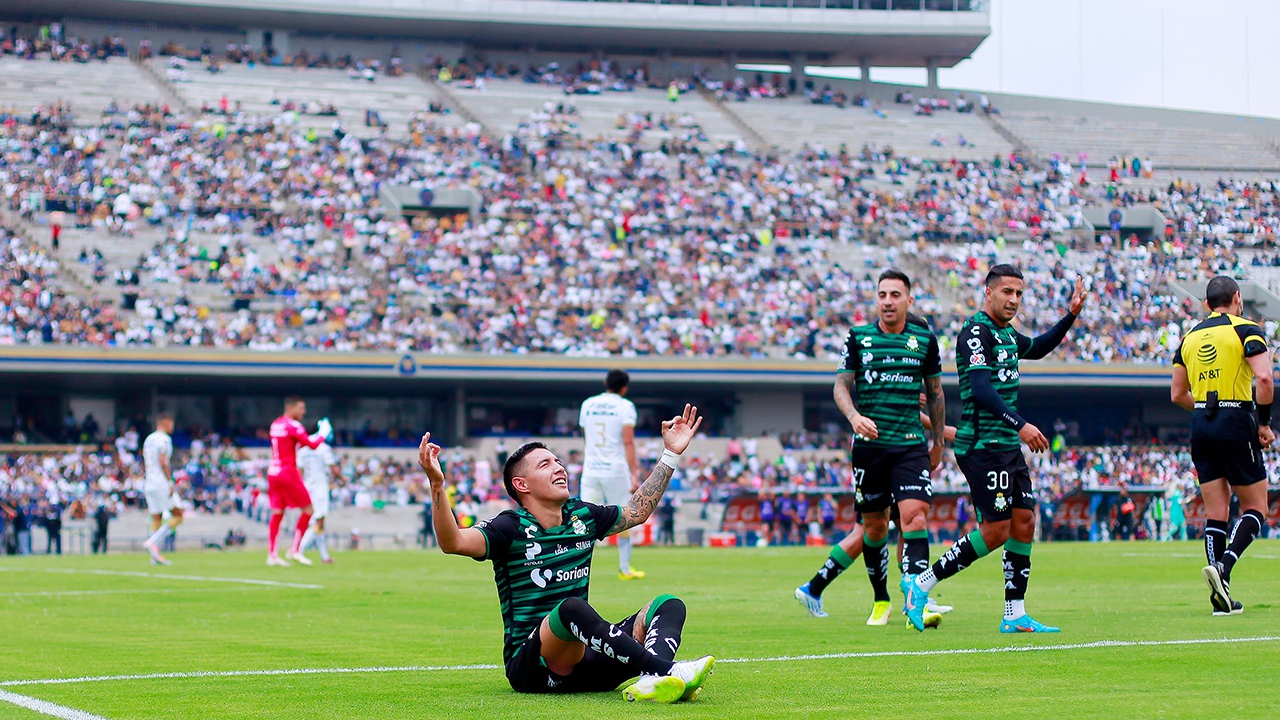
[658,449,682,470]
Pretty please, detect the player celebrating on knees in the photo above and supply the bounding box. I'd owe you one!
[142,413,182,565]
[297,436,340,564]
[1171,276,1274,615]
[579,369,644,580]
[266,397,331,567]
[795,270,949,625]
[904,265,1086,634]
[419,404,715,703]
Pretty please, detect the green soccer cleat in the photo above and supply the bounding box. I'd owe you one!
[669,655,715,702]
[999,614,1060,633]
[866,601,892,626]
[622,674,686,704]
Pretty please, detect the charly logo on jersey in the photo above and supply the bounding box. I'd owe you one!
[906,335,919,351]
[524,525,538,539]
[524,542,542,561]
[861,336,873,348]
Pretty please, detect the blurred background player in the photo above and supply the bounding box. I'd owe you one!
[1171,276,1274,616]
[904,266,1086,634]
[579,369,644,580]
[795,270,951,625]
[297,433,340,564]
[142,413,181,565]
[266,397,331,567]
[419,404,714,703]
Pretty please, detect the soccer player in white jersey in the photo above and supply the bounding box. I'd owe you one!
[141,413,183,565]
[580,369,644,580]
[297,439,340,564]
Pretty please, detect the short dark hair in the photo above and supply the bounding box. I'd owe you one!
[983,264,1024,287]
[502,442,549,506]
[284,395,304,408]
[155,412,174,424]
[605,369,630,393]
[877,268,912,291]
[1206,276,1240,310]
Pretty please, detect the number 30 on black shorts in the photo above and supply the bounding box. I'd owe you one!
[956,449,1035,522]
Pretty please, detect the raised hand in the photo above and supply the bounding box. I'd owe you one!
[661,404,703,455]
[418,432,445,487]
[1068,276,1088,315]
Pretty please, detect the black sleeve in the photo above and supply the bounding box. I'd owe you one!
[923,333,942,378]
[585,501,622,541]
[1236,323,1269,358]
[1172,339,1185,366]
[838,330,859,372]
[473,510,521,562]
[1018,312,1078,360]
[968,368,1027,431]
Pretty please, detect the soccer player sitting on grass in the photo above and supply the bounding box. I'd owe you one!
[418,404,715,704]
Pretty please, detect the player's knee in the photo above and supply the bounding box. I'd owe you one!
[651,594,684,615]
[900,511,927,533]
[557,596,593,621]
[863,514,889,540]
[981,522,1010,547]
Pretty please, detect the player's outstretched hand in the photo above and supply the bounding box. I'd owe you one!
[1019,422,1050,453]
[1068,277,1088,315]
[1260,425,1276,449]
[661,404,703,455]
[418,432,445,487]
[850,414,879,440]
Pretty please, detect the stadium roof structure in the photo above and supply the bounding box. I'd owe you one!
[5,0,990,66]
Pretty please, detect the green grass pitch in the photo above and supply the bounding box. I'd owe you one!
[1,542,1277,719]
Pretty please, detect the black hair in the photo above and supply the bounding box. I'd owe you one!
[1205,276,1240,310]
[877,268,912,291]
[502,441,549,506]
[605,369,630,393]
[983,264,1024,287]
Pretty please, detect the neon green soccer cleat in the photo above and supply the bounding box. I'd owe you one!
[866,601,892,626]
[670,655,716,701]
[622,674,685,704]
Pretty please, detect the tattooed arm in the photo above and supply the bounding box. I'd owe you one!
[610,404,703,535]
[418,432,487,557]
[924,376,947,472]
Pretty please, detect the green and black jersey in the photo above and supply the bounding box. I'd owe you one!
[838,320,942,447]
[954,311,1036,455]
[474,499,619,664]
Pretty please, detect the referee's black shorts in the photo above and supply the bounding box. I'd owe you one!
[1191,437,1266,486]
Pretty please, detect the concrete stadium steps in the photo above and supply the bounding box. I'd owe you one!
[0,57,164,117]
[446,79,743,147]
[1001,112,1280,172]
[728,98,1012,160]
[149,60,465,138]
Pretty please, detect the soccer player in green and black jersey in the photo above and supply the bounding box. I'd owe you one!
[904,264,1086,633]
[418,404,714,704]
[795,270,952,625]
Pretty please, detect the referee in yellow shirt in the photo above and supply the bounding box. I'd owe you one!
[1171,276,1275,616]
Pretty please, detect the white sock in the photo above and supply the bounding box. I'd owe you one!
[146,525,173,548]
[299,526,316,554]
[618,535,632,574]
[916,568,938,593]
[316,532,331,561]
[1004,599,1025,620]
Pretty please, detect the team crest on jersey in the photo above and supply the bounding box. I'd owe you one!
[906,335,919,351]
[571,517,588,536]
[993,494,1009,512]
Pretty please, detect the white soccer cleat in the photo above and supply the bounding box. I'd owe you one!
[143,541,169,565]
[287,552,313,566]
[794,583,828,618]
[925,600,954,614]
[669,655,715,701]
[266,554,291,567]
[622,674,685,704]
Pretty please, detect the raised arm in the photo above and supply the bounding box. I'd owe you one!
[418,433,487,558]
[610,404,703,535]
[1020,277,1087,360]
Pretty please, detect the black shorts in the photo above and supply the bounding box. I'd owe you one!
[1191,436,1266,486]
[849,443,932,514]
[956,448,1034,522]
[505,610,642,694]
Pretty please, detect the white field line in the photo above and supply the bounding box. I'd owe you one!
[35,569,323,590]
[1,587,273,598]
[1119,552,1279,559]
[3,635,1276,689]
[0,690,108,720]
